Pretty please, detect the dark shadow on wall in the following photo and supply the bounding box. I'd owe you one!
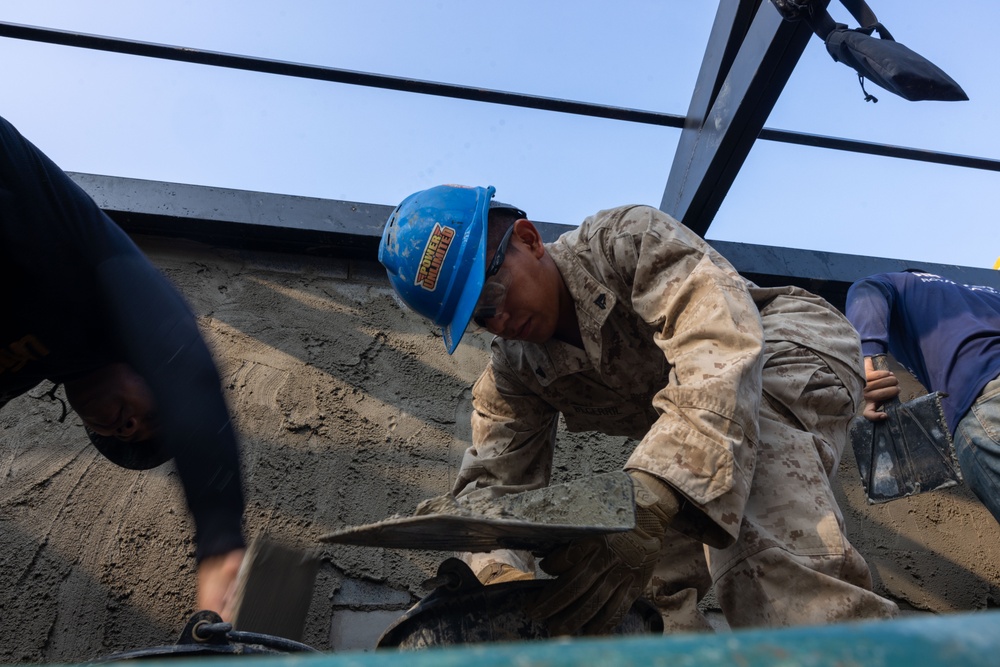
[835,448,1000,612]
[817,354,1000,612]
[153,241,481,445]
[0,388,184,662]
[0,241,491,659]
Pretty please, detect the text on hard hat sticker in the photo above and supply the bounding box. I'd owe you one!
[416,223,456,291]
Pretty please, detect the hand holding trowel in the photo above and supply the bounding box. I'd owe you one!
[849,355,962,503]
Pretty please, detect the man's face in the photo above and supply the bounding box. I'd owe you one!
[476,222,562,344]
[64,363,157,442]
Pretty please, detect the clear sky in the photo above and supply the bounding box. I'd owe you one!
[2,1,996,268]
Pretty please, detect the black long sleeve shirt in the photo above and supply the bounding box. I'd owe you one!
[0,115,244,561]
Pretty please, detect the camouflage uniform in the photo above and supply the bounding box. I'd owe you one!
[456,205,897,629]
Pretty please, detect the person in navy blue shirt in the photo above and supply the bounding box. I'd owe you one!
[0,114,246,617]
[846,270,1000,524]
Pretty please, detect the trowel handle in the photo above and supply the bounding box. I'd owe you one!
[871,355,891,372]
[870,355,901,406]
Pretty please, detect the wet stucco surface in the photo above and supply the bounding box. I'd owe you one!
[0,237,996,662]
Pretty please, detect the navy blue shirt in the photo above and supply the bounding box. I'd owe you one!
[845,271,1000,435]
[0,115,244,561]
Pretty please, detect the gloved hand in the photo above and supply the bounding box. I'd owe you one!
[476,562,535,585]
[528,471,680,636]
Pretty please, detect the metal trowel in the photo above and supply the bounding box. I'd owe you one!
[319,471,637,553]
[228,536,320,641]
[850,355,962,503]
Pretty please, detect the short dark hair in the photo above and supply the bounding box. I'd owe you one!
[486,204,525,257]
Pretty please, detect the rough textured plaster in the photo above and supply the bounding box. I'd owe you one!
[0,237,996,663]
[835,359,1000,613]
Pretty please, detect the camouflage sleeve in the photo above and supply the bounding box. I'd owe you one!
[452,351,559,498]
[601,207,764,547]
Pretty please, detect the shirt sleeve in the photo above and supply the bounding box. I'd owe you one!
[845,276,896,358]
[453,353,560,498]
[606,208,764,546]
[0,114,245,561]
[95,254,245,561]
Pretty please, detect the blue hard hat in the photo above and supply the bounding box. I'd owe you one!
[379,185,495,353]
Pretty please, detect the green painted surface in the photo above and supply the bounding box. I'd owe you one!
[79,611,1000,667]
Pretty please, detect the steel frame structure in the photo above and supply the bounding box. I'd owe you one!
[3,1,1000,309]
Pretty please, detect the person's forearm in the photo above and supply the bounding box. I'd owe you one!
[197,547,245,620]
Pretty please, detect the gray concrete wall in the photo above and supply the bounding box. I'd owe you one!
[1,237,996,663]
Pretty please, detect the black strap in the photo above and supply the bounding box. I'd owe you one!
[776,0,891,41]
[839,0,895,40]
[858,74,879,103]
[839,0,878,30]
[804,8,840,40]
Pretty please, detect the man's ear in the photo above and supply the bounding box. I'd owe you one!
[512,219,545,258]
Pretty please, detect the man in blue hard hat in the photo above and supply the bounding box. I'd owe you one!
[378,184,897,635]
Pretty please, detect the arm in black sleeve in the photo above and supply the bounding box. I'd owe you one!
[1,113,244,562]
[95,255,245,561]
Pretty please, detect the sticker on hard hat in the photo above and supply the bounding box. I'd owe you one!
[415,223,456,291]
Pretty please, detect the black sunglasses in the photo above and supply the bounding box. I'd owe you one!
[485,224,516,279]
[472,224,517,328]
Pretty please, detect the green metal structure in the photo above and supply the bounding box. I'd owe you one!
[77,611,998,667]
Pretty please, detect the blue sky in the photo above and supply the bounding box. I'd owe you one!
[2,1,997,268]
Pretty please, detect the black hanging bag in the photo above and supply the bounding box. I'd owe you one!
[773,0,968,102]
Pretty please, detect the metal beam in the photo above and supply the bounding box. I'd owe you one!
[70,173,392,258]
[0,21,686,130]
[3,19,997,176]
[72,173,1000,312]
[661,1,824,235]
[706,239,1000,311]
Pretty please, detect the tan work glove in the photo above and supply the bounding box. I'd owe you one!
[476,562,535,585]
[528,471,680,636]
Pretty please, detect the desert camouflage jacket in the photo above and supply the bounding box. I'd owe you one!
[455,205,864,547]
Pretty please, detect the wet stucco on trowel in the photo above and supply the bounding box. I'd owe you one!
[0,237,997,662]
